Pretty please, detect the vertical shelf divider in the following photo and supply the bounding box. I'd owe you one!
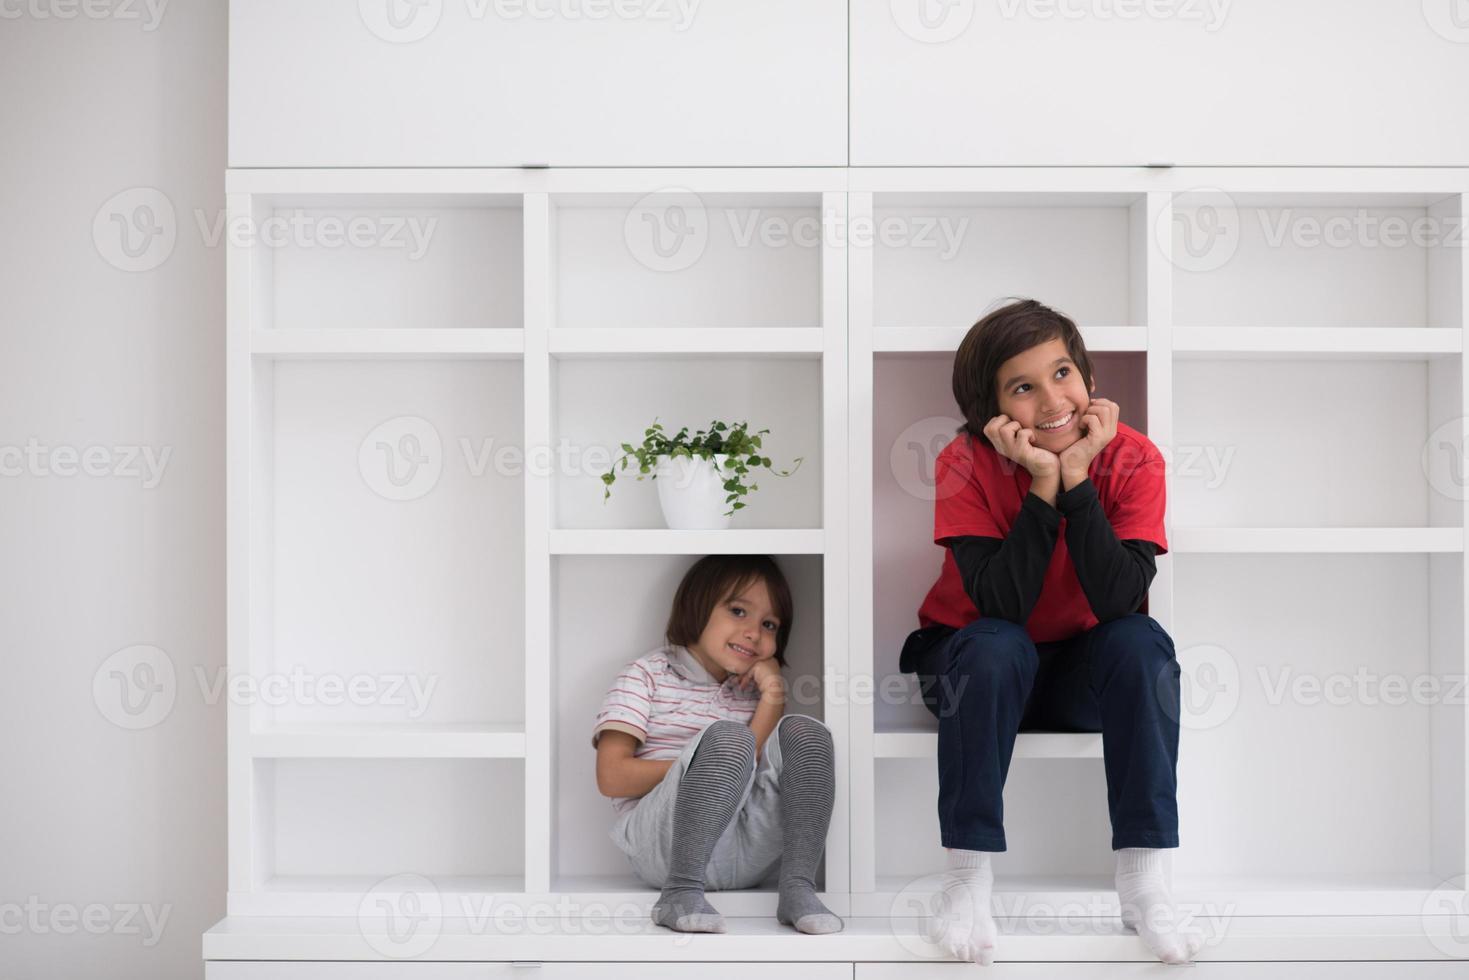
[1429,191,1469,890]
[225,189,256,904]
[523,191,553,893]
[847,190,877,896]
[1142,190,1175,633]
[1141,188,1181,884]
[1453,189,1469,890]
[821,190,852,899]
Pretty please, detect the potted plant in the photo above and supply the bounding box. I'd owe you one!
[601,419,804,530]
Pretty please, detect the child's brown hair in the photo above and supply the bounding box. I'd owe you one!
[952,297,1097,452]
[665,555,793,667]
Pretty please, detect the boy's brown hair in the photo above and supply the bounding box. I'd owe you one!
[952,297,1096,452]
[665,555,793,667]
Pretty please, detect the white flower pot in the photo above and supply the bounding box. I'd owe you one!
[654,453,734,530]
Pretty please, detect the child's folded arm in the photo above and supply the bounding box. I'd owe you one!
[1054,477,1159,622]
[749,686,785,762]
[593,727,675,799]
[947,492,1062,625]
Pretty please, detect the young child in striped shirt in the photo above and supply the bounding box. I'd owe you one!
[592,554,843,935]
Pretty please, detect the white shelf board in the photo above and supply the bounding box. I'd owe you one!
[261,874,525,893]
[875,325,1145,354]
[227,874,1469,930]
[249,724,527,759]
[202,909,1469,962]
[227,170,846,196]
[875,730,1102,759]
[864,874,1468,920]
[870,190,1148,207]
[230,875,800,919]
[548,875,806,917]
[1173,327,1462,360]
[232,876,524,917]
[549,327,824,357]
[1171,527,1464,553]
[251,328,524,358]
[548,528,824,555]
[222,169,1469,197]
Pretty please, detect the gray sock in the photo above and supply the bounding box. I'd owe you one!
[772,716,843,934]
[650,885,727,934]
[651,721,755,934]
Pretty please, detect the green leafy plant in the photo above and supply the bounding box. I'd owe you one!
[601,418,804,517]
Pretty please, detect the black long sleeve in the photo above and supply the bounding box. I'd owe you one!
[948,479,1160,627]
[1054,476,1159,622]
[901,480,1160,677]
[947,491,1061,626]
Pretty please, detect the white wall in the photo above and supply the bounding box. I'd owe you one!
[0,3,226,979]
[4,2,1468,978]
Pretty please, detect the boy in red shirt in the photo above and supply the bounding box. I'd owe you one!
[900,298,1201,965]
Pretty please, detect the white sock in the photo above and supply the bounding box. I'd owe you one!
[928,848,998,965]
[1114,847,1203,964]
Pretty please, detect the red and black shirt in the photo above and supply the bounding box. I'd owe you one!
[902,421,1168,673]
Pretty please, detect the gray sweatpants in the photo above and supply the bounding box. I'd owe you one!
[609,713,827,891]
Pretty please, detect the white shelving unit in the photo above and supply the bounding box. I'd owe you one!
[849,170,1469,926]
[216,167,1469,969]
[224,170,849,922]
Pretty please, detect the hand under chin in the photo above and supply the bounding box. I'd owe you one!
[1045,432,1085,453]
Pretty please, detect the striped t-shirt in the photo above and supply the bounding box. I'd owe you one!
[591,643,763,814]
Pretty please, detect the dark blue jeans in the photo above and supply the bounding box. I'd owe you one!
[921,613,1181,852]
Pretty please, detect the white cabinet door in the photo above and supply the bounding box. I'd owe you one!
[852,0,1469,165]
[230,0,847,167]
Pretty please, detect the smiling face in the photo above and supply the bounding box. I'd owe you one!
[687,577,781,684]
[994,337,1096,454]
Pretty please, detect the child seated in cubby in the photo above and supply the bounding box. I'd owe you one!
[898,297,1204,965]
[591,554,843,935]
